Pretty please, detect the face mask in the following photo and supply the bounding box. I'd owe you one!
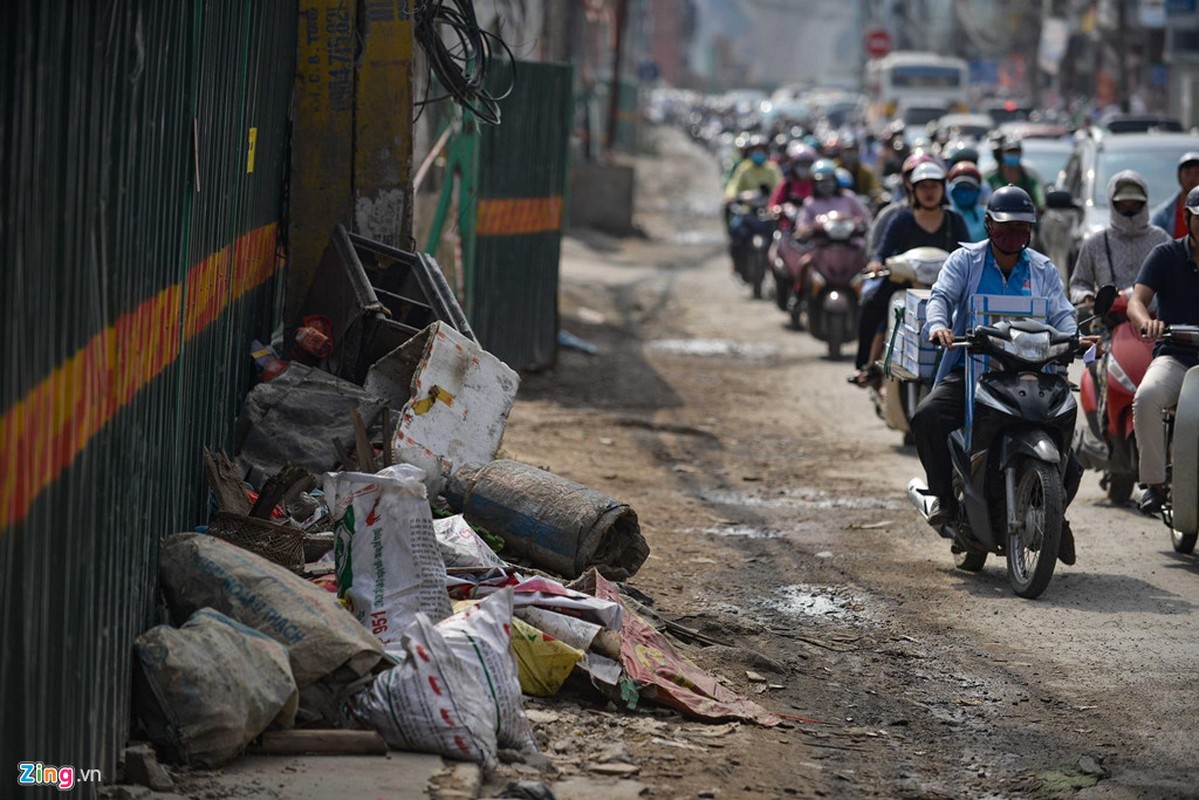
[1119,208,1140,218]
[989,226,1031,254]
[1002,154,1021,167]
[951,186,980,208]
[750,152,767,166]
[793,165,811,180]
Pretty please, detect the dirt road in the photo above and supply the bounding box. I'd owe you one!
[487,128,1199,799]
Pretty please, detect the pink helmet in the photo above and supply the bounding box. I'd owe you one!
[901,153,938,178]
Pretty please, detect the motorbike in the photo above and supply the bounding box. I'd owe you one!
[871,246,951,445]
[791,210,868,360]
[768,203,807,312]
[727,188,777,300]
[1072,289,1154,504]
[1149,325,1199,554]
[907,286,1116,599]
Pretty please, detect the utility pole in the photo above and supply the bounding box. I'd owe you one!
[605,0,630,153]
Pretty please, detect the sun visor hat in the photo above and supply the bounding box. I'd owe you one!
[1112,181,1148,203]
[1185,186,1199,213]
[909,162,946,184]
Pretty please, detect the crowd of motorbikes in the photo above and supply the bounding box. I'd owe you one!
[708,121,1199,600]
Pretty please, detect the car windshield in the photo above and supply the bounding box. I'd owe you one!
[1093,145,1199,207]
[903,107,945,126]
[1020,142,1072,186]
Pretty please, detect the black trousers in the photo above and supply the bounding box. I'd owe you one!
[855,279,901,369]
[912,371,1084,504]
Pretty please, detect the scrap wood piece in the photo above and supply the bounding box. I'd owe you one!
[204,447,252,515]
[252,729,388,756]
[250,464,313,519]
[351,409,379,473]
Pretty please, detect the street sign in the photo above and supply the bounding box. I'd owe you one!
[865,28,892,59]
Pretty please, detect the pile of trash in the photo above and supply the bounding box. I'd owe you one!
[132,230,778,779]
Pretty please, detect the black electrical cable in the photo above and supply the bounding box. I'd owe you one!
[412,0,515,125]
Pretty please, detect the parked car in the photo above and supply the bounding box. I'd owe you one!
[1038,130,1199,281]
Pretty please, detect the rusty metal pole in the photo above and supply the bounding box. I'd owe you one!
[604,0,629,153]
[354,0,415,248]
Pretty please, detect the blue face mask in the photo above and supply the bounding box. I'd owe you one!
[1002,153,1021,167]
[952,185,980,208]
[750,152,767,166]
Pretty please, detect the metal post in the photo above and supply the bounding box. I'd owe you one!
[605,0,629,153]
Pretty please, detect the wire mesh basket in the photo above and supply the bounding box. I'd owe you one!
[207,512,306,572]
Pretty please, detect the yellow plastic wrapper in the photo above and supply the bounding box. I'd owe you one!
[509,617,584,697]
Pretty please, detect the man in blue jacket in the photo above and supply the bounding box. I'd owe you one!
[912,186,1082,562]
[1150,152,1199,238]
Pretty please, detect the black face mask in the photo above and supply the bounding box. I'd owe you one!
[1119,208,1140,218]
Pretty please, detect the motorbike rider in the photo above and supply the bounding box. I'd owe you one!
[867,152,936,258]
[912,185,1085,563]
[1127,187,1199,515]
[837,135,883,206]
[947,162,988,243]
[768,142,817,226]
[983,137,1045,210]
[1149,152,1199,238]
[852,162,969,385]
[725,135,782,201]
[1069,171,1170,304]
[795,159,871,236]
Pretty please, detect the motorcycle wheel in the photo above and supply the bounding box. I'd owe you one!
[1106,474,1135,505]
[1007,460,1063,599]
[953,546,987,572]
[1172,529,1197,554]
[751,250,767,299]
[826,322,843,360]
[773,272,789,311]
[789,298,804,331]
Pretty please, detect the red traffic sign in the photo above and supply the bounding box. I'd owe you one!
[865,28,892,58]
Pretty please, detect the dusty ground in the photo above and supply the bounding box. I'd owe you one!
[479,127,1199,800]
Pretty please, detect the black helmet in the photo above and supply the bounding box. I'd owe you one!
[985,185,1037,224]
[943,142,980,167]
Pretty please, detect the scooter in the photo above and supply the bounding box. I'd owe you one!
[1072,289,1154,504]
[1148,325,1199,554]
[872,247,951,445]
[792,210,867,360]
[907,286,1116,599]
[727,188,777,300]
[768,203,807,313]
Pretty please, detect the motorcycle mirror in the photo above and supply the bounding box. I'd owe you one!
[1093,284,1118,319]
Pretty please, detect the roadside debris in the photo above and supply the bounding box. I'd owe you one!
[447,460,650,580]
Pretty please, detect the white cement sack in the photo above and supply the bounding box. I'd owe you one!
[159,533,384,688]
[324,464,453,645]
[135,609,298,767]
[434,514,507,570]
[438,590,535,752]
[354,613,497,765]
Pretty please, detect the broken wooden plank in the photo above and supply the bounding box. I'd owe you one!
[204,447,252,515]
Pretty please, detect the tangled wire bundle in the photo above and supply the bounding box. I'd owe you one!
[413,0,516,124]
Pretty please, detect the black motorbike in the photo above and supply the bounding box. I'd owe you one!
[908,287,1114,598]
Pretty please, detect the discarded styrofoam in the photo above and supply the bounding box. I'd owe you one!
[366,322,519,475]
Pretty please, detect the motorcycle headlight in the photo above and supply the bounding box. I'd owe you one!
[913,259,945,286]
[826,219,855,240]
[994,329,1071,362]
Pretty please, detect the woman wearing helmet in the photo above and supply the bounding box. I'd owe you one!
[799,160,870,220]
[911,185,1087,563]
[947,162,987,242]
[768,142,818,220]
[852,161,969,385]
[867,153,939,258]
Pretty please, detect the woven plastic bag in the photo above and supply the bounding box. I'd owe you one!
[324,464,453,646]
[353,613,498,765]
[135,609,298,767]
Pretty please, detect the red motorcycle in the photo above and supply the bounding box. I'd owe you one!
[1074,290,1155,503]
[791,209,868,360]
[768,202,807,312]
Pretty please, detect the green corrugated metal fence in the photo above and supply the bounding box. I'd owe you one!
[471,60,574,371]
[1,0,295,788]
